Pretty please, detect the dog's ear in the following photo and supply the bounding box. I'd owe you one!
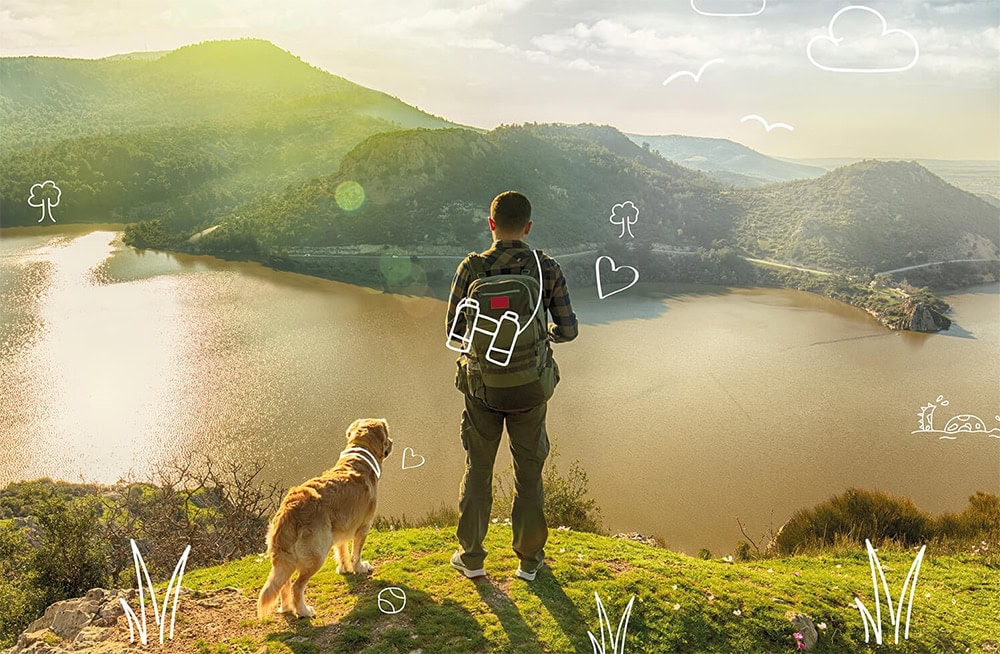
[346,418,363,443]
[378,420,392,458]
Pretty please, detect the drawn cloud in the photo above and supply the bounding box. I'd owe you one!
[807,5,919,73]
[690,0,766,17]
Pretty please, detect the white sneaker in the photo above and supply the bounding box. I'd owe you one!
[515,563,542,581]
[451,552,486,578]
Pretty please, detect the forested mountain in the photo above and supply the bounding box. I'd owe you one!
[790,157,1000,206]
[216,124,998,274]
[627,134,827,187]
[0,39,456,228]
[2,40,997,277]
[733,160,1000,271]
[222,124,737,249]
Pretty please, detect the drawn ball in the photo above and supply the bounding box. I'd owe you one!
[377,586,407,614]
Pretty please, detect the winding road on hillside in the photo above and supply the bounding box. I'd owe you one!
[878,258,999,274]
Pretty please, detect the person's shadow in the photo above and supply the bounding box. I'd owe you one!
[523,567,596,654]
[471,576,548,653]
[259,563,596,653]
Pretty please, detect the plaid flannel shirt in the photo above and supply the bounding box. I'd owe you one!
[446,239,579,347]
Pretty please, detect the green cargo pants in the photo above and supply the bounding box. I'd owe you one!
[456,392,550,571]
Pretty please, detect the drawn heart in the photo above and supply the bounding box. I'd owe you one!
[401,447,426,470]
[595,255,640,299]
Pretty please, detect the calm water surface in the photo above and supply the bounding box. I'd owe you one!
[2,226,998,554]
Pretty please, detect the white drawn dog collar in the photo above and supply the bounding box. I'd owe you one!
[339,446,381,479]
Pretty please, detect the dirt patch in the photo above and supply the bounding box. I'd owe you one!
[3,587,366,654]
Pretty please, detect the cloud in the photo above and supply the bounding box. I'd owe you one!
[446,35,603,72]
[374,0,533,34]
[531,19,718,61]
[566,57,602,72]
[690,0,766,17]
[448,36,554,64]
[807,5,920,73]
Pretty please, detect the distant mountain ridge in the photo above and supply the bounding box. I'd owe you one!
[227,123,734,250]
[219,123,998,273]
[0,39,454,150]
[786,157,1000,205]
[626,134,827,186]
[1,40,996,277]
[733,159,1000,271]
[0,39,457,229]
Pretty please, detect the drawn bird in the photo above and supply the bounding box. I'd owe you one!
[663,58,724,86]
[740,114,794,132]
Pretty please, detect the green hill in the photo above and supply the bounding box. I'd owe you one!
[0,39,457,229]
[208,126,999,277]
[3,41,997,279]
[218,123,736,250]
[627,134,827,187]
[10,526,997,653]
[733,160,1000,271]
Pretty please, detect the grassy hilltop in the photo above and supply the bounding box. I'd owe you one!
[2,479,998,652]
[106,525,1000,653]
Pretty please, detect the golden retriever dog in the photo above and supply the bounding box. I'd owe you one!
[257,418,393,619]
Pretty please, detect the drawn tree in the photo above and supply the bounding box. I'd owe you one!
[28,181,61,223]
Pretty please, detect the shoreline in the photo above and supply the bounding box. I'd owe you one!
[5,223,992,333]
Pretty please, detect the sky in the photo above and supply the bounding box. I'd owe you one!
[1,0,998,159]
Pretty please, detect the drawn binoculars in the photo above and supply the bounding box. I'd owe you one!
[447,297,521,367]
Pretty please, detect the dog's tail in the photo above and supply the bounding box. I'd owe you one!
[257,551,294,619]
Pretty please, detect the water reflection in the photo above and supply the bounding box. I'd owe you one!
[1,226,997,556]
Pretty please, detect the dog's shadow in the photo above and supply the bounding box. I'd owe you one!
[260,565,587,653]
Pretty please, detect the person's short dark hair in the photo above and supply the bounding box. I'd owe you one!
[490,191,531,232]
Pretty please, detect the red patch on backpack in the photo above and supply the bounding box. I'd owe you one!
[490,296,510,310]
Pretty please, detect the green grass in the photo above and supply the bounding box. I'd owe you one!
[181,525,999,653]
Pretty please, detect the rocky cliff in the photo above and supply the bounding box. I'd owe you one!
[2,587,249,654]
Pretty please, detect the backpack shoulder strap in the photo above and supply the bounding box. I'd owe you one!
[531,249,544,277]
[529,249,546,296]
[465,251,487,280]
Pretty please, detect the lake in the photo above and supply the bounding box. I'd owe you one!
[2,226,998,555]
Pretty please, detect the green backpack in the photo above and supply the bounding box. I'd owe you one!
[452,250,559,411]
